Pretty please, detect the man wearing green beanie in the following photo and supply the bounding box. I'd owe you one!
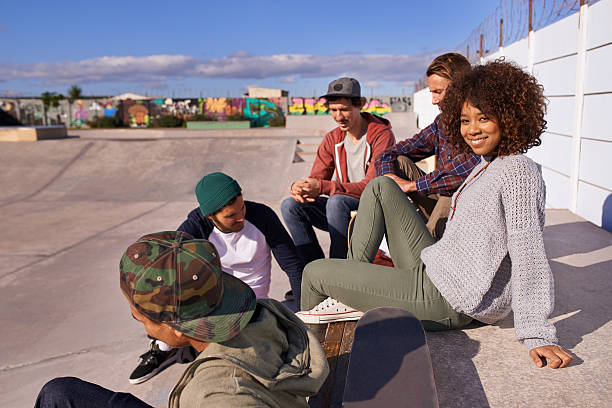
[128,172,305,385]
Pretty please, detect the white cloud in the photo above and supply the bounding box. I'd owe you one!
[0,52,436,87]
[280,76,296,83]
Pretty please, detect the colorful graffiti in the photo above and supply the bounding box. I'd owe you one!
[289,98,304,115]
[289,97,329,115]
[0,94,411,127]
[159,98,199,117]
[200,97,246,120]
[362,99,392,116]
[104,102,117,117]
[72,100,88,127]
[288,96,409,116]
[243,98,282,126]
[127,103,150,126]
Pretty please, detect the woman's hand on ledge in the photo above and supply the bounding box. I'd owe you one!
[529,345,574,369]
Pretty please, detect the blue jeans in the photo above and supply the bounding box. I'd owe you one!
[281,194,360,264]
[35,377,152,408]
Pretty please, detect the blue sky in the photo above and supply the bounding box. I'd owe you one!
[0,0,500,97]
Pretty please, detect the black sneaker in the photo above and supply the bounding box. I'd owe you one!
[284,290,295,302]
[129,341,180,384]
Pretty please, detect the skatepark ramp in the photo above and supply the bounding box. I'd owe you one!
[0,136,297,206]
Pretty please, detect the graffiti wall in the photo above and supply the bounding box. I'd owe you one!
[288,96,410,116]
[0,98,119,127]
[0,94,411,127]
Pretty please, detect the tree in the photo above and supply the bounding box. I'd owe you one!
[67,85,82,126]
[40,92,64,126]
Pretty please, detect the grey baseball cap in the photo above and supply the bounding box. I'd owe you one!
[321,77,361,99]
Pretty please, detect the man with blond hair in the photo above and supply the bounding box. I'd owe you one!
[375,53,480,238]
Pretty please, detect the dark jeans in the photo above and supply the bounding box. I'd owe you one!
[35,377,152,408]
[281,194,360,264]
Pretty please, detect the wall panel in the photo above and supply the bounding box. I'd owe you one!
[581,93,612,142]
[587,0,612,49]
[540,167,571,209]
[584,45,612,93]
[533,13,579,63]
[545,96,575,136]
[500,37,529,67]
[579,139,612,190]
[576,181,611,226]
[527,132,572,176]
[533,56,577,96]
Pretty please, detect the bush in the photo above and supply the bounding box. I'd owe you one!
[226,112,246,121]
[150,115,184,128]
[87,115,124,128]
[268,114,286,127]
[189,113,215,121]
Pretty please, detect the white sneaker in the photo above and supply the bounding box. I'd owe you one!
[296,297,364,324]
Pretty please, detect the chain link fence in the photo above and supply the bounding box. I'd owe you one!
[414,0,600,91]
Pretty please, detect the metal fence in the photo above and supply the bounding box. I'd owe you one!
[415,0,600,91]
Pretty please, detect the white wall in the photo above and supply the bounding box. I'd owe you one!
[412,88,439,129]
[413,0,612,229]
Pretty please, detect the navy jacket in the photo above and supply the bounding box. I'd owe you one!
[178,201,304,286]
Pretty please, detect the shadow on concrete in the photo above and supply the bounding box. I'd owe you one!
[427,330,489,408]
[492,220,612,367]
[543,221,611,259]
[542,220,612,355]
[549,259,611,350]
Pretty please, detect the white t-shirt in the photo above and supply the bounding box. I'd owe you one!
[207,220,271,298]
[344,132,367,182]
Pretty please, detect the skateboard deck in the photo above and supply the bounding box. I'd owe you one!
[342,307,439,407]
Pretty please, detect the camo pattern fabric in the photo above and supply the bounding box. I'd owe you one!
[120,230,256,343]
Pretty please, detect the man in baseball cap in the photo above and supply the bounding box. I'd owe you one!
[128,171,305,385]
[281,77,395,268]
[35,231,328,407]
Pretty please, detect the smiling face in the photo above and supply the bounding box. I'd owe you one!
[460,101,502,156]
[328,98,364,134]
[427,74,451,106]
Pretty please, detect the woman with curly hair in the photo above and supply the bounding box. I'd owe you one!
[297,60,573,369]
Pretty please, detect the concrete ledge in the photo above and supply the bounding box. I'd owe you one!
[0,126,68,142]
[286,113,418,140]
[186,121,251,129]
[286,115,334,132]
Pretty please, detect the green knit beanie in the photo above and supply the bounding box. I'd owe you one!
[195,172,242,216]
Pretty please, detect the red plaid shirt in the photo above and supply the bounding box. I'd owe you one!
[374,115,481,196]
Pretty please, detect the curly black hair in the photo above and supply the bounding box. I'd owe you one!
[440,59,547,156]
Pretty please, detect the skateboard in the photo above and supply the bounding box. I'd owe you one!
[342,307,439,407]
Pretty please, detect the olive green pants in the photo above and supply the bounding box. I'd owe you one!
[396,155,451,239]
[301,176,472,330]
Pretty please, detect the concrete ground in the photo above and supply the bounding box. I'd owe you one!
[0,128,610,407]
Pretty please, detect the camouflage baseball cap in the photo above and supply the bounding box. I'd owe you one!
[119,231,256,343]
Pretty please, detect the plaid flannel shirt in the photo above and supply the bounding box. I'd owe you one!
[374,115,481,196]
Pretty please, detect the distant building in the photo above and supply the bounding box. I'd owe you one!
[247,87,289,98]
[111,93,152,101]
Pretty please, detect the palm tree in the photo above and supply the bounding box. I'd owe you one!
[41,92,55,126]
[40,92,64,126]
[67,85,82,126]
